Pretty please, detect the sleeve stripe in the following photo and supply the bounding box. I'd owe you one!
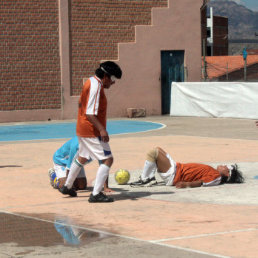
[93,83,101,114]
[202,176,221,186]
[86,78,101,115]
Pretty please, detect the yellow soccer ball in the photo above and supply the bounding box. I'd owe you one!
[115,169,130,185]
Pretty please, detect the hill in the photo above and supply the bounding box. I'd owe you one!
[208,0,258,39]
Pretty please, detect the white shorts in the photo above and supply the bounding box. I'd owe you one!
[157,153,177,186]
[78,136,113,161]
[53,163,86,179]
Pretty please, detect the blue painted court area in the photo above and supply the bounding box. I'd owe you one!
[0,120,165,142]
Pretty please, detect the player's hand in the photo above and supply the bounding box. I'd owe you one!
[175,181,188,188]
[100,129,109,142]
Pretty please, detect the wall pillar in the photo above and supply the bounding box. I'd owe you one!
[58,0,71,119]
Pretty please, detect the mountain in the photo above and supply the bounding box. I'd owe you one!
[208,0,258,39]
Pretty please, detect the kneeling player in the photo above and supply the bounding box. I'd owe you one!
[48,136,88,190]
[130,147,244,188]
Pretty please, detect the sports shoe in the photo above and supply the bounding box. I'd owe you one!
[59,186,77,197]
[88,192,114,203]
[48,168,58,189]
[130,176,157,187]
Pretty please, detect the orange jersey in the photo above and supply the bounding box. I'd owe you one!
[76,76,107,137]
[173,163,221,186]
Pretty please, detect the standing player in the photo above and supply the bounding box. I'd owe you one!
[59,61,122,202]
[130,147,244,187]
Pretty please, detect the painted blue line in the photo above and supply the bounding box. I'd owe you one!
[0,120,165,142]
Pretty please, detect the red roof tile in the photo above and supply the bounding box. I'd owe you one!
[202,55,258,78]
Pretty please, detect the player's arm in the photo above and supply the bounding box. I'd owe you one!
[175,180,203,188]
[86,114,109,143]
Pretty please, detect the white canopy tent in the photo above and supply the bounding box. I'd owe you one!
[170,82,258,119]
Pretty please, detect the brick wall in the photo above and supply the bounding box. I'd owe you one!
[70,0,167,95]
[1,0,167,113]
[0,0,61,111]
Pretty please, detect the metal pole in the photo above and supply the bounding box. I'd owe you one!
[244,58,247,81]
[226,62,228,81]
[203,39,207,81]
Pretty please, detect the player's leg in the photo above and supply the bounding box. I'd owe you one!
[92,157,113,192]
[73,178,87,190]
[130,147,161,186]
[59,157,88,197]
[65,156,88,188]
[156,147,172,173]
[156,147,177,186]
[89,157,114,202]
[73,167,87,190]
[88,139,114,203]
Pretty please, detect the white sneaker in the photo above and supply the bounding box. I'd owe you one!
[48,168,58,189]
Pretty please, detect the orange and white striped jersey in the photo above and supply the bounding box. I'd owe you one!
[76,76,107,137]
[173,163,221,186]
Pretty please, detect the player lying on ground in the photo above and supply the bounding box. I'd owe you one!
[130,147,244,187]
[59,61,122,202]
[48,136,112,192]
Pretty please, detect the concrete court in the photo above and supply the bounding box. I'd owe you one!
[0,116,258,258]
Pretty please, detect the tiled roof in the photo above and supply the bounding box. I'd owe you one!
[203,55,258,78]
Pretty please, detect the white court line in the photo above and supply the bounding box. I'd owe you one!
[0,121,167,143]
[150,227,258,243]
[110,121,167,136]
[0,209,228,258]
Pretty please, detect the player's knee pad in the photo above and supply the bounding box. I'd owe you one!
[146,148,159,163]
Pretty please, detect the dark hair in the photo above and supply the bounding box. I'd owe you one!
[228,164,244,183]
[95,61,122,79]
[220,175,228,184]
[221,164,244,184]
[95,67,105,79]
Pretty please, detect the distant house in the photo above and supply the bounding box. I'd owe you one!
[206,7,228,56]
[203,55,258,81]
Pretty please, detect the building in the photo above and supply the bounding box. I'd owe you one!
[206,7,228,56]
[1,0,207,122]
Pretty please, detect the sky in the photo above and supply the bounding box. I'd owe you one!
[228,0,258,11]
